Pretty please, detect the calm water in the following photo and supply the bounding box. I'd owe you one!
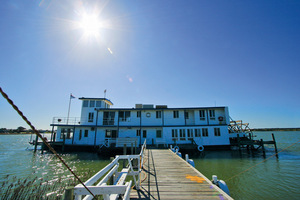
[192,131,300,200]
[0,131,300,199]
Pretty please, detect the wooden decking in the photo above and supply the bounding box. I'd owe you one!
[130,149,233,200]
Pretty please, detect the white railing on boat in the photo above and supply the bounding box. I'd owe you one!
[52,117,81,125]
[73,140,147,200]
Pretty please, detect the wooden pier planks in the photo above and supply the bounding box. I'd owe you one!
[130,149,233,200]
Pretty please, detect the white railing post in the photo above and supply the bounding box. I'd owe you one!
[72,139,147,199]
[185,154,189,161]
[75,195,82,200]
[212,175,218,184]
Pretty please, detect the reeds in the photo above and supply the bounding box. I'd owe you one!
[0,170,95,200]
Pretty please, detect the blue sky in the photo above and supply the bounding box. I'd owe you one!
[0,0,299,129]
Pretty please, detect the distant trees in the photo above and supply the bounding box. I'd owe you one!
[0,128,7,133]
[17,126,26,133]
[0,127,50,134]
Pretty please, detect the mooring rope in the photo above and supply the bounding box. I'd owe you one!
[0,87,96,199]
[225,139,300,182]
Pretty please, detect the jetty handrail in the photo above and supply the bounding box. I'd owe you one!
[73,139,147,200]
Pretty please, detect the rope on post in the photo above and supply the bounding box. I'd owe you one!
[0,87,97,199]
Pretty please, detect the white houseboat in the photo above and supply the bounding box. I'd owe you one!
[49,97,245,153]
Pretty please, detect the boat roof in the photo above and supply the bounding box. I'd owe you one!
[78,97,113,106]
[96,106,227,111]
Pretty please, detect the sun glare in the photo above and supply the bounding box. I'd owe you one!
[79,13,102,37]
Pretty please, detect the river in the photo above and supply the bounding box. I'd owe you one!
[0,131,299,199]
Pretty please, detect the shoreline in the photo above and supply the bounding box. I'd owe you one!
[0,132,51,135]
[252,128,300,131]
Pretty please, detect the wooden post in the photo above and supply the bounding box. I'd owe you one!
[272,133,278,158]
[261,139,266,157]
[41,143,44,154]
[64,186,73,200]
[34,134,38,152]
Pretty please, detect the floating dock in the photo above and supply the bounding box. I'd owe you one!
[130,149,232,200]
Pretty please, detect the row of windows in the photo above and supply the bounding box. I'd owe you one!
[171,128,220,140]
[83,100,110,108]
[61,128,220,140]
[61,129,89,140]
[104,129,162,138]
[83,100,102,108]
[136,130,162,138]
[60,128,74,139]
[90,110,220,123]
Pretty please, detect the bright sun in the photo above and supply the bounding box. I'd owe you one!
[79,13,102,37]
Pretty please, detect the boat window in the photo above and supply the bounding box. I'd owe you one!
[180,129,186,140]
[119,111,131,121]
[60,128,66,139]
[83,100,89,107]
[195,129,201,137]
[137,111,141,118]
[136,130,141,136]
[156,130,162,138]
[96,101,101,107]
[209,110,215,120]
[84,130,88,137]
[172,129,178,138]
[143,130,147,138]
[202,128,208,137]
[185,112,189,119]
[66,129,73,139]
[199,110,205,120]
[88,112,94,122]
[105,130,112,138]
[156,111,162,118]
[173,111,179,118]
[90,100,95,107]
[103,112,115,125]
[79,130,82,140]
[214,128,221,136]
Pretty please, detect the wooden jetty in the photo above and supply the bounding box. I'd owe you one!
[130,149,232,200]
[69,141,233,200]
[229,120,278,157]
[231,133,278,157]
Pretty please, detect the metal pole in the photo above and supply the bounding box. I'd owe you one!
[67,94,72,125]
[261,139,266,157]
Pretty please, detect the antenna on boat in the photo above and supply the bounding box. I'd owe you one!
[104,89,107,98]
